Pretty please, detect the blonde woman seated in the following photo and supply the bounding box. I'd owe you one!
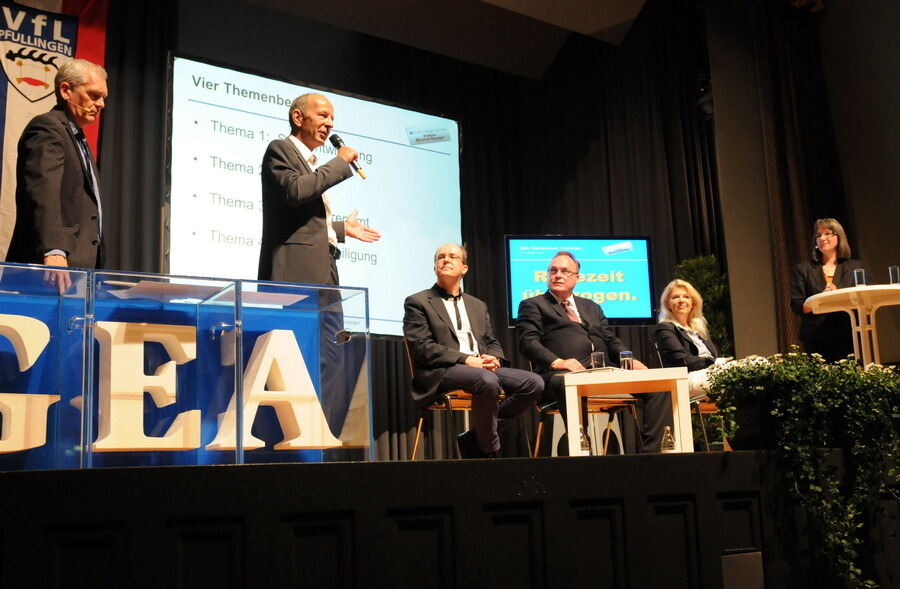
[654,279,722,399]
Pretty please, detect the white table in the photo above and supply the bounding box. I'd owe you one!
[805,284,900,366]
[563,367,692,456]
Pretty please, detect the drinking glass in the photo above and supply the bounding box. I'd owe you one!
[619,350,633,370]
[854,268,867,287]
[590,351,605,369]
[889,266,900,285]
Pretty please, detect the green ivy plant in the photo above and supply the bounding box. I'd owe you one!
[706,349,900,589]
[673,254,734,356]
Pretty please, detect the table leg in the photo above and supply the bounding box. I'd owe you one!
[565,383,582,457]
[672,379,693,453]
[844,308,863,364]
[870,303,887,365]
[859,304,878,365]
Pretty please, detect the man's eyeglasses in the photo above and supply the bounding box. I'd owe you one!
[547,267,577,278]
[815,231,836,240]
[435,253,463,262]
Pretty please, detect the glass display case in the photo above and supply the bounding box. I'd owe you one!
[0,263,371,470]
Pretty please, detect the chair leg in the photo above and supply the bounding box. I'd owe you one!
[695,402,711,452]
[448,411,461,459]
[533,420,545,457]
[439,395,461,459]
[411,416,425,460]
[519,414,532,457]
[628,404,643,452]
[602,413,615,455]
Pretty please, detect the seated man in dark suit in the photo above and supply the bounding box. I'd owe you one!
[404,243,542,458]
[517,251,672,453]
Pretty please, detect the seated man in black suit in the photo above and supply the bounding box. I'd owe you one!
[517,251,672,453]
[403,243,542,458]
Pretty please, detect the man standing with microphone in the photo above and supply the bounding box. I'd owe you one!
[258,93,380,285]
[7,58,108,279]
[259,93,380,448]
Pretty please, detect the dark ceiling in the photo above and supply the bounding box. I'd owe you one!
[243,0,647,80]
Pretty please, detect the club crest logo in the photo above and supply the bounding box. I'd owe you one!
[1,2,78,102]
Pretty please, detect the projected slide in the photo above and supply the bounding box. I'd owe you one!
[506,236,655,325]
[169,57,461,335]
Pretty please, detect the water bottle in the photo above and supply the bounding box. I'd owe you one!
[660,426,677,453]
[579,425,592,456]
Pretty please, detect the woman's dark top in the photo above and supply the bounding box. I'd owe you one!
[789,258,864,361]
[654,321,717,372]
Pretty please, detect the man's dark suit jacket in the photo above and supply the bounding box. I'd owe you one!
[516,291,626,377]
[258,137,352,284]
[7,106,102,269]
[789,258,864,344]
[403,285,507,405]
[654,322,717,372]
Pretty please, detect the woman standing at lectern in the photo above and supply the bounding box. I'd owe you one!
[789,218,864,362]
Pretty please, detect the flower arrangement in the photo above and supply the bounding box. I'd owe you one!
[706,349,900,589]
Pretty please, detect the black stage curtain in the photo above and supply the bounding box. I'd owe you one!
[100,0,176,273]
[750,0,849,352]
[100,0,724,459]
[353,0,724,367]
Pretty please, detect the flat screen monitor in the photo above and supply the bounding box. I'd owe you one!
[505,235,655,326]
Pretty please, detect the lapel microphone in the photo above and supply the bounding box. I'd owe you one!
[67,100,98,116]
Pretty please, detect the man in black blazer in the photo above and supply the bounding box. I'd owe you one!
[404,243,542,458]
[7,59,107,274]
[517,251,673,453]
[258,93,380,285]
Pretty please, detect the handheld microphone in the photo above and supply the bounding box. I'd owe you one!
[329,134,367,179]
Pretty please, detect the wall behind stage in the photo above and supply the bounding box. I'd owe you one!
[703,1,898,361]
[174,0,724,362]
[820,1,900,363]
[704,0,779,359]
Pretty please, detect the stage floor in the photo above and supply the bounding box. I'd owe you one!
[2,451,897,588]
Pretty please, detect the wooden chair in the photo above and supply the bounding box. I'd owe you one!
[529,357,641,456]
[533,395,640,456]
[653,340,726,451]
[410,390,472,460]
[690,397,732,452]
[404,340,470,460]
[404,340,526,460]
[691,398,717,451]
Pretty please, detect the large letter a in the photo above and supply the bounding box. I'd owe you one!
[206,329,341,450]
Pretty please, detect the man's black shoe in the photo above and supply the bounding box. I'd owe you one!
[457,430,484,459]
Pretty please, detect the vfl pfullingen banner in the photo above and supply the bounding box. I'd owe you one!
[0,0,107,260]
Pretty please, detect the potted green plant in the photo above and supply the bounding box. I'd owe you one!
[673,254,734,356]
[706,350,900,588]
